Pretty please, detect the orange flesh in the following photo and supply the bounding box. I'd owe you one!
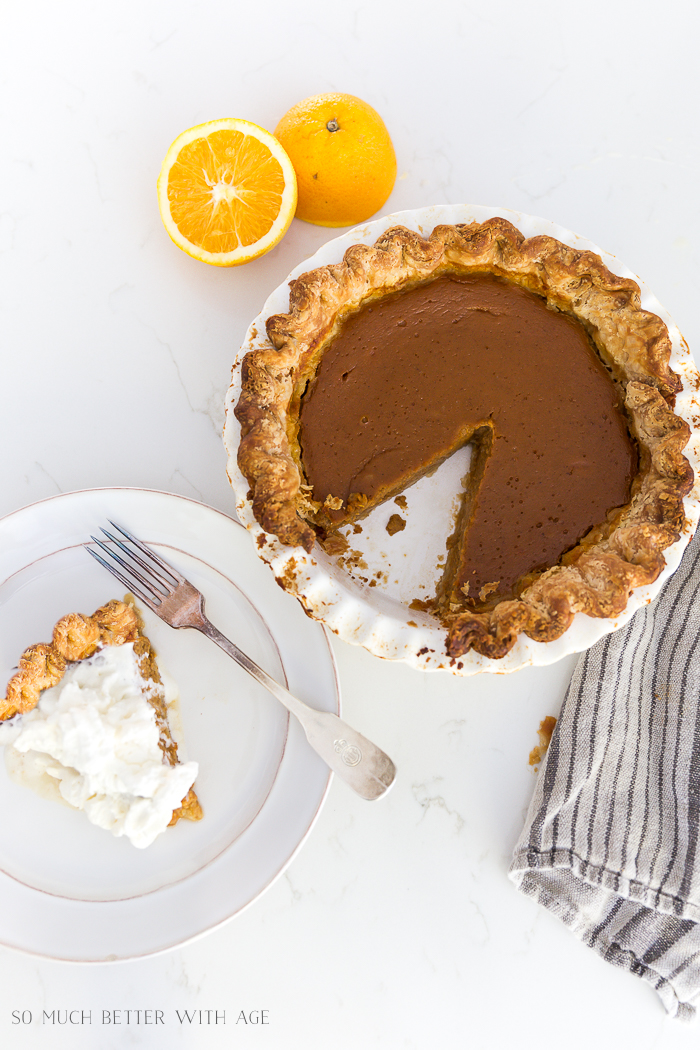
[167,130,285,252]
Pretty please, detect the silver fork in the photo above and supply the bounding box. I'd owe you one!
[85,522,395,801]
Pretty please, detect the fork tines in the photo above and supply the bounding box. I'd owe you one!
[85,522,180,609]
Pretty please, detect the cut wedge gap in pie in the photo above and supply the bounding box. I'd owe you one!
[0,598,202,848]
[235,219,693,660]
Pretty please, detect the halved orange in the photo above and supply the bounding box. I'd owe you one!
[157,119,298,266]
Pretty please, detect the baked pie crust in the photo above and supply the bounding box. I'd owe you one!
[235,218,693,659]
[1,598,202,824]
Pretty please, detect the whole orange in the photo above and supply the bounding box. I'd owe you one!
[274,94,397,227]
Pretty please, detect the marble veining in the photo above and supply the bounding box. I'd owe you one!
[1,0,700,1047]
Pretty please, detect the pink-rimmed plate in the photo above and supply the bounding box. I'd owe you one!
[0,487,339,960]
[224,204,700,675]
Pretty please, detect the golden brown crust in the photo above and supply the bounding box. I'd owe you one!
[1,644,67,720]
[1,599,202,823]
[169,786,203,825]
[92,599,140,646]
[235,218,694,659]
[52,613,102,662]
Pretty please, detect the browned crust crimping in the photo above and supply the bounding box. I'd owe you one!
[1,599,202,823]
[235,218,693,659]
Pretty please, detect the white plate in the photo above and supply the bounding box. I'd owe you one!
[0,488,339,960]
[224,204,700,675]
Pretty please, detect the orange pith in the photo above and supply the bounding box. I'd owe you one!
[167,130,285,252]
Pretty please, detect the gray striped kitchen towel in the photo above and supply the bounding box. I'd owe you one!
[510,526,700,1020]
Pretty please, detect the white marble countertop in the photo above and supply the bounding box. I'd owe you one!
[2,0,700,1046]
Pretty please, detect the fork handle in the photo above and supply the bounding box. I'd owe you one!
[196,618,395,801]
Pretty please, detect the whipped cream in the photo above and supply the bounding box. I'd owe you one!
[1,644,198,848]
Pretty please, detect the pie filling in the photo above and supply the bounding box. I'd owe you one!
[296,274,637,610]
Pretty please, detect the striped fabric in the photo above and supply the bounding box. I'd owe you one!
[510,527,700,1020]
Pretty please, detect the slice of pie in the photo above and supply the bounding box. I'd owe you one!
[0,598,202,846]
[235,218,693,660]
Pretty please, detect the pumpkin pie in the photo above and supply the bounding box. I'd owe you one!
[1,598,202,828]
[235,219,693,659]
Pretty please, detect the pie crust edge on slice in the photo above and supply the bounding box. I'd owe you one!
[235,218,694,660]
[0,598,202,824]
